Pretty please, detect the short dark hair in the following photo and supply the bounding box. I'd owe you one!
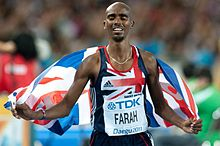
[196,67,213,83]
[13,32,38,60]
[182,62,196,79]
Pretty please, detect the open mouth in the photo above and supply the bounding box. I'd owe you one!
[113,28,123,31]
[112,27,124,33]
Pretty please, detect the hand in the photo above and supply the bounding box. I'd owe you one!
[181,118,202,134]
[11,103,39,120]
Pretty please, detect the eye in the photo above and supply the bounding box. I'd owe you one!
[108,16,115,21]
[120,14,128,21]
[121,16,128,21]
[107,14,115,21]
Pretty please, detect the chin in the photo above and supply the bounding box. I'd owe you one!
[112,36,124,42]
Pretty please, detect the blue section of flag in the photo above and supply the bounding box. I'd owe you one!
[48,104,80,135]
[157,59,184,98]
[49,120,64,135]
[60,104,80,129]
[4,101,11,110]
[54,49,86,69]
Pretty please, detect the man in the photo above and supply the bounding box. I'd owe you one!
[12,2,202,146]
[0,32,39,94]
[193,67,220,145]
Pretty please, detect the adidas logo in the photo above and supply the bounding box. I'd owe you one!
[104,80,113,87]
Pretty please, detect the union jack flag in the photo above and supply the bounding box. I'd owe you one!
[4,46,199,135]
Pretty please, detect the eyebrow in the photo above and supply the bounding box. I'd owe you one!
[107,13,115,18]
[119,14,128,17]
[107,13,129,18]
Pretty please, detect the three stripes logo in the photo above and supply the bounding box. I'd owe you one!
[104,80,113,87]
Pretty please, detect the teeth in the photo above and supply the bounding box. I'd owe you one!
[113,28,123,31]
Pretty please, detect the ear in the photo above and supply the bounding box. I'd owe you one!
[130,20,135,28]
[103,20,107,29]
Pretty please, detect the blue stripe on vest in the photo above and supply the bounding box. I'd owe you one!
[146,100,160,127]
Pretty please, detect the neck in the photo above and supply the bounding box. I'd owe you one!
[107,40,131,57]
[107,40,132,64]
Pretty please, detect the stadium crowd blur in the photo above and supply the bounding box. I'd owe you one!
[0,0,220,145]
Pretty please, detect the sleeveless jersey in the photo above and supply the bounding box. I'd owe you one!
[90,46,150,136]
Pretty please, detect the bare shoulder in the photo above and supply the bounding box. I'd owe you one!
[78,51,100,78]
[139,49,157,75]
[139,49,156,63]
[82,51,100,66]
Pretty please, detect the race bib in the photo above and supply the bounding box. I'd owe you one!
[103,93,148,136]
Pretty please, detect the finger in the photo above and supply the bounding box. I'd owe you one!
[190,126,202,133]
[191,124,202,128]
[10,100,16,110]
[16,108,32,120]
[11,104,21,119]
[187,128,198,134]
[192,128,202,132]
[185,128,194,134]
[192,131,198,134]
[9,100,18,119]
[191,126,202,130]
[193,129,200,134]
[11,108,17,116]
[11,110,20,119]
[10,100,15,111]
[15,115,21,119]
[193,119,202,124]
[191,122,202,126]
[191,121,202,128]
[192,123,202,128]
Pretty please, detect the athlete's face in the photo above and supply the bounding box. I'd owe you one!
[104,3,134,42]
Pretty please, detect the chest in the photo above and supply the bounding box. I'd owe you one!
[100,63,146,95]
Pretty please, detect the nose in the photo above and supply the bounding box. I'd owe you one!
[113,17,122,25]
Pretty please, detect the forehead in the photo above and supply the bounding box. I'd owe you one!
[106,4,130,16]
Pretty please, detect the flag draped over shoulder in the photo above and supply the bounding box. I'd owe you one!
[4,46,199,135]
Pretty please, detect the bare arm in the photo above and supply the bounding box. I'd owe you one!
[0,41,16,53]
[39,58,91,119]
[14,53,100,120]
[147,56,185,128]
[140,50,202,134]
